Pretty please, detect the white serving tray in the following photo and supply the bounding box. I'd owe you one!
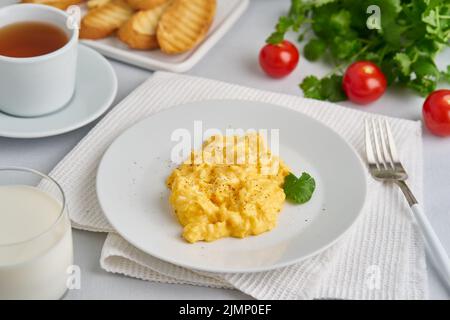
[3,0,249,72]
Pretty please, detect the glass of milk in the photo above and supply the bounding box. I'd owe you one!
[0,167,73,300]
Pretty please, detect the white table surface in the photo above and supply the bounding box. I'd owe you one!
[1,0,449,300]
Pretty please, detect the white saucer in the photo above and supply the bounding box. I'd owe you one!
[0,45,117,139]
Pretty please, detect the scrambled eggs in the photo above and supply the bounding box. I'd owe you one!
[167,134,290,243]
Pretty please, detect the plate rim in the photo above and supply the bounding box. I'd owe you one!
[96,99,368,273]
[0,44,118,139]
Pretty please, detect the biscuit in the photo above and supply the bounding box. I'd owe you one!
[79,0,134,39]
[86,0,111,9]
[156,0,216,54]
[126,0,169,10]
[22,0,85,10]
[117,1,170,50]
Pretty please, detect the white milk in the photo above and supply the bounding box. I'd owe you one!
[0,185,73,300]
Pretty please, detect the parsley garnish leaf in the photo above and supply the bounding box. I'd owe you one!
[283,172,316,204]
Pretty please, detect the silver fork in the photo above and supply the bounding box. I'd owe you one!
[365,119,450,288]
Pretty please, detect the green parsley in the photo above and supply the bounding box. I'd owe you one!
[300,75,347,102]
[283,172,316,204]
[267,0,450,101]
[304,38,327,61]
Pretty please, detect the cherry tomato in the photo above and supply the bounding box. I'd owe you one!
[342,61,387,105]
[423,89,450,137]
[259,40,299,78]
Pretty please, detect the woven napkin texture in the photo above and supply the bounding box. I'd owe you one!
[48,72,427,299]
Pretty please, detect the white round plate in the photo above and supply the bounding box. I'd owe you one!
[0,45,117,138]
[97,100,367,273]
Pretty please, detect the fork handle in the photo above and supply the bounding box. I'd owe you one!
[411,203,450,287]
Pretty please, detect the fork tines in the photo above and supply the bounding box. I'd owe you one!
[365,119,401,171]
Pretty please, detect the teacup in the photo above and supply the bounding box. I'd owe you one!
[0,4,78,117]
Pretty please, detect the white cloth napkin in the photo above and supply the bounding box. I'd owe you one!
[49,71,427,299]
